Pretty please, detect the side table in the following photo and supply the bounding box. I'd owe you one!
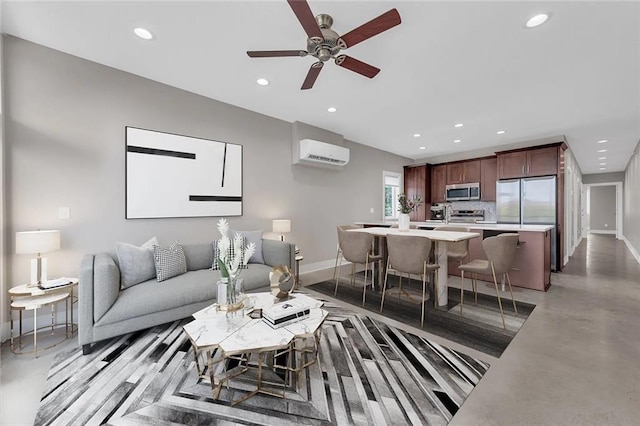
[9,279,79,357]
[294,254,304,289]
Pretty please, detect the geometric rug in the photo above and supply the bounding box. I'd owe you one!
[307,275,536,358]
[36,298,489,425]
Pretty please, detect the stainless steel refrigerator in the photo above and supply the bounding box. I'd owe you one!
[496,176,557,271]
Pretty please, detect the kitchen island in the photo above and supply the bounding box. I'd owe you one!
[356,221,553,291]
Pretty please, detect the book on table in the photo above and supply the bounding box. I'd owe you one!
[262,299,310,328]
[39,277,73,289]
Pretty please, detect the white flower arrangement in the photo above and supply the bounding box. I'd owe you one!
[216,218,256,279]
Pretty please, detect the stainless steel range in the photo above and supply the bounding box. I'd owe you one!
[449,209,485,223]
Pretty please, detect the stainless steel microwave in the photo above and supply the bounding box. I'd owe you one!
[445,183,480,201]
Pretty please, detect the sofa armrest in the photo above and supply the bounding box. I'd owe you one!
[262,239,295,269]
[78,254,95,346]
[93,253,121,322]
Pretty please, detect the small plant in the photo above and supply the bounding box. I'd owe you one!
[397,193,423,214]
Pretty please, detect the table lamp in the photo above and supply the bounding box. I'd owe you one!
[272,219,291,241]
[16,230,61,286]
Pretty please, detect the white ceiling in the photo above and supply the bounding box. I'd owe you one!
[2,1,639,174]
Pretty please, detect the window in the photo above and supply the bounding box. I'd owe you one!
[383,171,402,220]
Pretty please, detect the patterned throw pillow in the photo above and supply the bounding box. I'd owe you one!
[211,237,249,270]
[229,229,264,264]
[153,242,187,282]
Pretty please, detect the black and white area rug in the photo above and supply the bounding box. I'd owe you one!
[36,299,489,425]
[308,274,536,357]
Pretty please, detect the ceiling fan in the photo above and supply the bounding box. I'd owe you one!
[247,0,401,90]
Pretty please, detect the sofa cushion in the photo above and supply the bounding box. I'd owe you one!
[96,269,219,326]
[116,237,158,289]
[183,243,214,271]
[153,242,187,282]
[230,230,264,264]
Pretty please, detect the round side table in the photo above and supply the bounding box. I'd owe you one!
[9,279,78,357]
[294,254,304,289]
[10,293,70,357]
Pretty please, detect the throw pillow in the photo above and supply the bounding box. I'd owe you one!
[211,237,249,271]
[116,236,159,289]
[153,241,187,282]
[229,229,264,264]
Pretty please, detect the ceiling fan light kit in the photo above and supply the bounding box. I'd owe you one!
[246,0,401,90]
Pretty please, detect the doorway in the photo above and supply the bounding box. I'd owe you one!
[581,182,623,240]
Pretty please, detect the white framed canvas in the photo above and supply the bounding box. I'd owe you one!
[125,127,243,219]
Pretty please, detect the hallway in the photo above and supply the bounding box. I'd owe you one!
[451,234,640,425]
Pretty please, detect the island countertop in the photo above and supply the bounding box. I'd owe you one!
[355,221,554,232]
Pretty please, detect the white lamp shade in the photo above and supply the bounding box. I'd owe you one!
[272,219,291,234]
[16,230,61,254]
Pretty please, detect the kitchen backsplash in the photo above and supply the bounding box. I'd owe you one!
[439,201,497,221]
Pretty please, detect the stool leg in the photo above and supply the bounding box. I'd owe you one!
[460,270,465,315]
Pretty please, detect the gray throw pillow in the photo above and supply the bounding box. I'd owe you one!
[230,229,264,264]
[116,237,158,289]
[153,241,187,282]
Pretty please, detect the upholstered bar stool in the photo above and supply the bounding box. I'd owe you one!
[380,234,439,327]
[334,228,383,306]
[458,233,519,329]
[435,225,472,297]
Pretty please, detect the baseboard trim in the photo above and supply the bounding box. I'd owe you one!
[623,236,640,265]
[589,230,616,235]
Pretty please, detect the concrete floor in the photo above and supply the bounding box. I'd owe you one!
[1,234,639,425]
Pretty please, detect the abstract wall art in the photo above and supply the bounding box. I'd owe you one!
[125,127,242,219]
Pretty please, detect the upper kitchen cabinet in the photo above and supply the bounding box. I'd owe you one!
[446,159,481,184]
[497,145,559,180]
[431,164,447,203]
[403,164,430,221]
[480,157,497,201]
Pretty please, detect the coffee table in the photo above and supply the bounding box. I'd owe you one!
[182,292,327,405]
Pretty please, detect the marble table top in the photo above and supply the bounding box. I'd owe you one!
[183,292,328,356]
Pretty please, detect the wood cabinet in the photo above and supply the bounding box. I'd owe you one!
[403,165,430,221]
[431,165,447,203]
[446,160,481,184]
[497,146,558,180]
[480,157,497,201]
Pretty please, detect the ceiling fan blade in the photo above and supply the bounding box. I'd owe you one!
[335,55,380,78]
[247,50,308,58]
[301,62,324,90]
[287,0,323,39]
[338,8,401,49]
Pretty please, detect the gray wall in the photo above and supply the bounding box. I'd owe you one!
[2,36,409,331]
[624,140,640,260]
[589,186,616,232]
[582,172,624,185]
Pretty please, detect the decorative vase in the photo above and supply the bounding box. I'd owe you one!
[217,276,244,311]
[398,213,411,231]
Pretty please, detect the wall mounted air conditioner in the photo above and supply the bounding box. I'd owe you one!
[296,139,350,167]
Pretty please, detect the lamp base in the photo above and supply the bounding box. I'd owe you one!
[28,257,47,287]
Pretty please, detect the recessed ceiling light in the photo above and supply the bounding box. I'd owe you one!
[526,13,549,28]
[327,107,337,113]
[454,139,461,143]
[454,123,464,128]
[599,163,606,166]
[496,130,506,135]
[597,149,607,153]
[134,27,154,40]
[597,139,608,144]
[598,157,607,160]
[419,146,426,150]
[413,133,421,138]
[256,78,269,86]
[600,167,606,170]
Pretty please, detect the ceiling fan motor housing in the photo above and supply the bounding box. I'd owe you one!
[307,14,341,62]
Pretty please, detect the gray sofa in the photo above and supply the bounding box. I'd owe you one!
[79,239,295,354]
